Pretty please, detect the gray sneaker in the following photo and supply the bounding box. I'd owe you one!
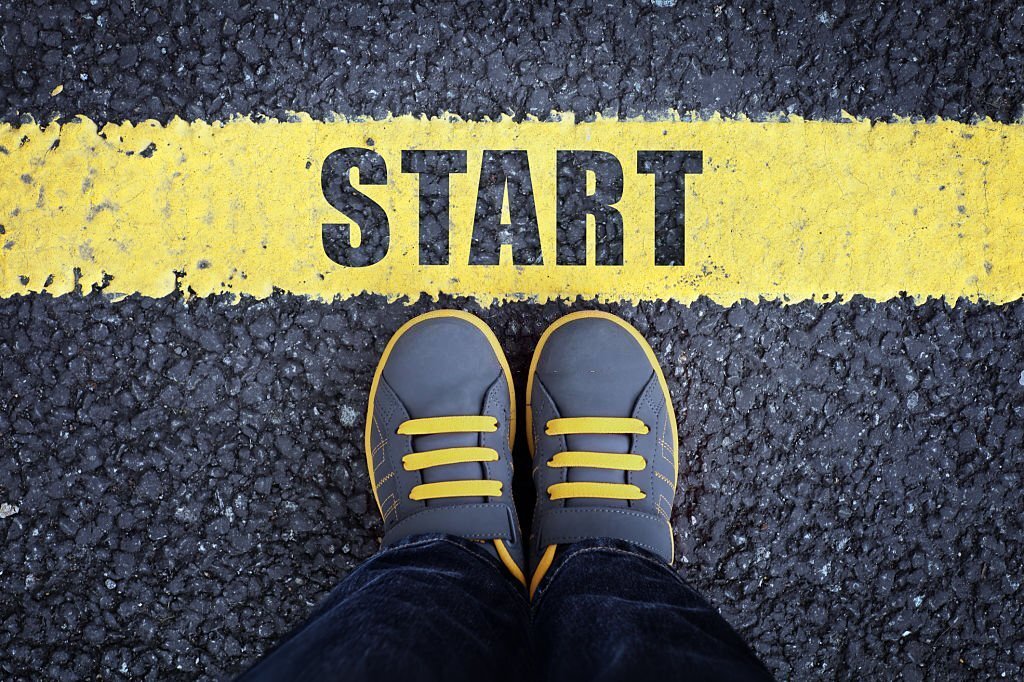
[526,311,679,596]
[365,310,526,585]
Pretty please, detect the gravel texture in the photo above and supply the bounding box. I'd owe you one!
[1,0,1022,124]
[2,1,1024,680]
[3,293,1023,680]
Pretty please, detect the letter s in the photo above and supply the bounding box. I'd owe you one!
[321,148,389,267]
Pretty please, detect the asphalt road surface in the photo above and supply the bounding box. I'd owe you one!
[2,2,1023,680]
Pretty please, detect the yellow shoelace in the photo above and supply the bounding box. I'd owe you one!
[545,417,649,501]
[398,416,503,501]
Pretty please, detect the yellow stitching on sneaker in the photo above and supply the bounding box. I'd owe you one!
[653,470,673,486]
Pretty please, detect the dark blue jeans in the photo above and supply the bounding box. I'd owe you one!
[239,535,772,681]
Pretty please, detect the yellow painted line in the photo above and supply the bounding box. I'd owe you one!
[1,114,1021,304]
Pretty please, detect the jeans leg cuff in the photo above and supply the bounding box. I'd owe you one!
[532,537,684,604]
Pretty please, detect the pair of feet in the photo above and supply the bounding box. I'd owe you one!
[366,310,678,596]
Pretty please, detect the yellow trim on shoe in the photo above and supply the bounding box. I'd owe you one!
[547,482,646,501]
[402,447,499,471]
[397,415,498,435]
[544,416,649,436]
[409,480,503,501]
[525,311,681,597]
[530,544,558,599]
[546,452,647,471]
[495,539,527,587]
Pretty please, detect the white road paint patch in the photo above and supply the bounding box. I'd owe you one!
[340,405,358,427]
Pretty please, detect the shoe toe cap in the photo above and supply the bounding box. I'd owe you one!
[535,315,655,416]
[383,315,505,418]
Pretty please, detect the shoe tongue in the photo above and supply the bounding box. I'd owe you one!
[413,433,477,452]
[567,433,630,454]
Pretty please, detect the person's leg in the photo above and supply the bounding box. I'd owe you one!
[239,534,531,681]
[525,311,771,681]
[531,538,770,681]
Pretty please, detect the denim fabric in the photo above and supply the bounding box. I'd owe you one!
[237,535,531,682]
[533,539,772,681]
[238,535,772,682]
